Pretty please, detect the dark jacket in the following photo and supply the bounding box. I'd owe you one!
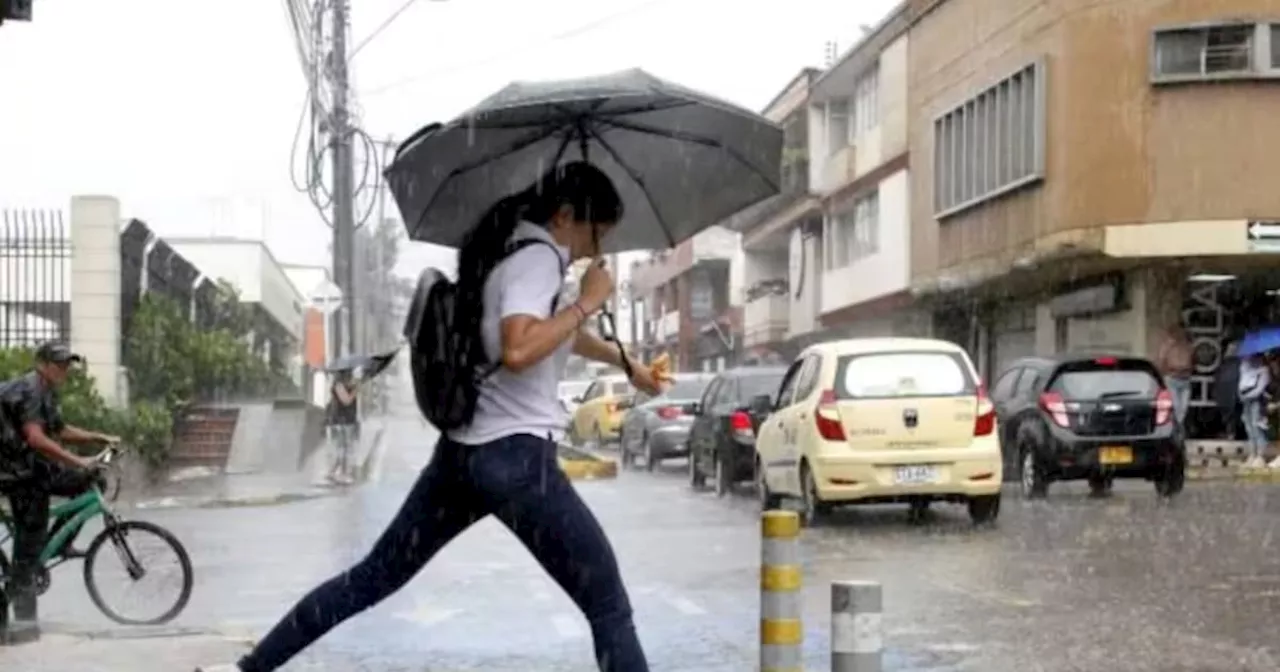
[0,372,65,477]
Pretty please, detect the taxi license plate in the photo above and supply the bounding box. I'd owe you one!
[1099,445,1133,465]
[894,465,938,485]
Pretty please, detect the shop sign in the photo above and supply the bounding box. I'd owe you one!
[1049,280,1124,319]
[1247,220,1280,253]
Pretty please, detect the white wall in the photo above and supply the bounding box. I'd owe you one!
[70,196,123,407]
[788,227,822,337]
[820,169,910,314]
[171,240,304,341]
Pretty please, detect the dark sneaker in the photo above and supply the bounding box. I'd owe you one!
[4,618,41,644]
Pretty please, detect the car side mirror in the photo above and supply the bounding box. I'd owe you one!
[689,402,703,415]
[572,395,583,404]
[749,394,773,415]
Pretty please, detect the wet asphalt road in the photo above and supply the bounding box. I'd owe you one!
[28,421,1280,671]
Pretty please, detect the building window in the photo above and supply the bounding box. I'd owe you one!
[825,99,850,156]
[853,65,879,136]
[933,60,1044,218]
[1273,24,1280,68]
[1154,24,1253,78]
[824,190,879,270]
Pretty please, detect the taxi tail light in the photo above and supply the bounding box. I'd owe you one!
[974,385,996,437]
[729,411,755,443]
[815,389,846,442]
[1154,389,1174,425]
[1040,392,1070,428]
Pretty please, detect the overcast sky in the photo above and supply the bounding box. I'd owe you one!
[0,0,897,281]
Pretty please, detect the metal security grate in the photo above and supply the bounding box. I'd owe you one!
[0,208,71,348]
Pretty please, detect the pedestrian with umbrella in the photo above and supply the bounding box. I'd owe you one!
[197,69,781,672]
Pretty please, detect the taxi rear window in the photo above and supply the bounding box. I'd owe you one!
[835,351,976,399]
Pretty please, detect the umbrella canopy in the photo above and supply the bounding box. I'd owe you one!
[1237,327,1280,358]
[325,350,399,379]
[385,68,783,253]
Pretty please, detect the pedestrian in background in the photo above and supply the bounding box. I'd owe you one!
[1238,352,1271,468]
[1156,324,1195,428]
[325,369,359,484]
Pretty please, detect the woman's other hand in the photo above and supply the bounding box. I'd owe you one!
[628,362,671,396]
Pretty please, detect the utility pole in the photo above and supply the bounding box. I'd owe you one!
[330,0,356,358]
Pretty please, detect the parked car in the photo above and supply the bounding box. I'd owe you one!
[568,375,634,446]
[687,366,788,497]
[755,338,1002,526]
[990,354,1185,499]
[618,373,715,471]
[557,380,592,416]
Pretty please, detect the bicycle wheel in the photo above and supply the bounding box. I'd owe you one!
[82,520,193,625]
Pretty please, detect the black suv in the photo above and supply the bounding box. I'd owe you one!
[990,354,1186,498]
[687,366,787,497]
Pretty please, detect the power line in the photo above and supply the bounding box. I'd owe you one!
[349,0,421,60]
[360,0,674,98]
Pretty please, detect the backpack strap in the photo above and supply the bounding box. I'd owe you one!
[477,238,568,380]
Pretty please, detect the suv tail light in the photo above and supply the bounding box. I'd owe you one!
[974,385,996,436]
[1040,392,1070,428]
[815,389,846,441]
[729,411,755,443]
[1154,389,1174,425]
[656,405,682,420]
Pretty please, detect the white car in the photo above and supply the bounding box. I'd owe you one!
[755,337,1002,526]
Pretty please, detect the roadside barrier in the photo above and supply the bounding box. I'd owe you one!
[831,580,883,672]
[556,443,618,481]
[760,510,802,672]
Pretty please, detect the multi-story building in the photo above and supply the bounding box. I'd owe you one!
[733,4,926,363]
[905,0,1280,438]
[629,228,743,372]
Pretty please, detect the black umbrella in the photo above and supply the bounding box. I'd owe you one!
[385,68,783,253]
[324,350,399,380]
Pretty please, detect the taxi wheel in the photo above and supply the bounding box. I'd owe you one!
[968,495,1001,525]
[799,463,830,527]
[757,458,783,511]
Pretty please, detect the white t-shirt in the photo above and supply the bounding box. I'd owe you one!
[448,221,573,445]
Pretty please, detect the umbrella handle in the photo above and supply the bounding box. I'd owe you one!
[596,310,634,378]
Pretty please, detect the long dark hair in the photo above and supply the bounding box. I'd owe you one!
[454,161,622,356]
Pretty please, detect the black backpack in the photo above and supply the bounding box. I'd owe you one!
[403,239,565,431]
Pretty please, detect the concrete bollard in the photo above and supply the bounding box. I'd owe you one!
[831,580,883,672]
[761,510,802,672]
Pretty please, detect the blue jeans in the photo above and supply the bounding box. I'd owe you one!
[1243,400,1269,458]
[1166,376,1191,427]
[238,434,647,672]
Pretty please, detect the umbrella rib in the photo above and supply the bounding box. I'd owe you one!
[588,125,677,248]
[455,99,693,130]
[411,124,567,238]
[595,117,779,192]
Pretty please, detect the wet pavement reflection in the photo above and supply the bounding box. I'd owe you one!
[27,422,1280,671]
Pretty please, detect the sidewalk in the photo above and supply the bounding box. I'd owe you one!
[0,632,252,672]
[129,415,390,510]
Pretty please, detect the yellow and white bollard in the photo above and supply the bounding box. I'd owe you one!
[761,510,802,672]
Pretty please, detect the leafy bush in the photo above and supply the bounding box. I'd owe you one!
[0,347,173,468]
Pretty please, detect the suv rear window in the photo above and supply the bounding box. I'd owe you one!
[836,351,976,399]
[1048,360,1162,399]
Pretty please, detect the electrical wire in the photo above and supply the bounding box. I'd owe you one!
[349,0,421,60]
[360,0,675,98]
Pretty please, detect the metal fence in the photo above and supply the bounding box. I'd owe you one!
[0,208,71,348]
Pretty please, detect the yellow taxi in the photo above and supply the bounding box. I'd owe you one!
[754,338,1002,526]
[569,374,634,446]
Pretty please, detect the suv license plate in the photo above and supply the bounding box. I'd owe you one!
[894,465,939,485]
[1099,446,1133,465]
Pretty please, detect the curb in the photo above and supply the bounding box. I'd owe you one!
[1188,467,1280,482]
[132,488,337,511]
[557,443,618,481]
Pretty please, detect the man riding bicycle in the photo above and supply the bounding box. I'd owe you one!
[0,342,119,640]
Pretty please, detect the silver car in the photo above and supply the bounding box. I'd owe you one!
[618,373,715,471]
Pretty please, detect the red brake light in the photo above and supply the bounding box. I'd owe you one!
[1039,392,1070,427]
[974,385,996,436]
[729,411,756,443]
[815,389,846,441]
[1155,389,1173,425]
[1094,357,1117,366]
[656,406,682,420]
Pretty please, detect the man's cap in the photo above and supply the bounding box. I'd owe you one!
[35,342,83,364]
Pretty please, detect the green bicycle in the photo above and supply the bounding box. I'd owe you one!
[0,443,194,627]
